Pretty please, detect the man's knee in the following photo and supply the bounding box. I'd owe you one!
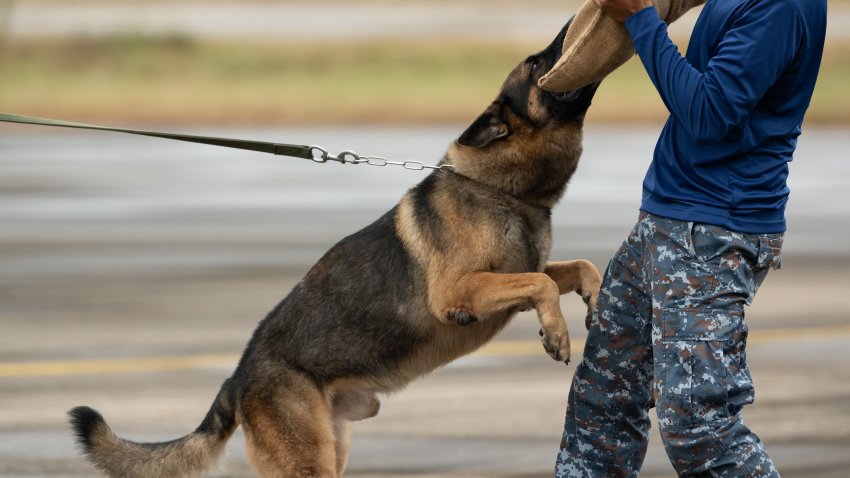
[659,419,779,477]
[659,421,736,474]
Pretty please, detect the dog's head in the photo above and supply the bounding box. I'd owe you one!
[446,18,600,207]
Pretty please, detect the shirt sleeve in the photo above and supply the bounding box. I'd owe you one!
[625,2,803,144]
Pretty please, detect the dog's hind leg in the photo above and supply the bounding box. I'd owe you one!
[240,376,338,478]
[437,271,571,363]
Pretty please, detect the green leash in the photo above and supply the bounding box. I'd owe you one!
[0,112,454,171]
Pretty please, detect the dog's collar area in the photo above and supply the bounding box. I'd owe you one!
[438,165,551,211]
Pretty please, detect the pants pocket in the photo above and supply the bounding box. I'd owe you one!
[656,339,728,429]
[757,235,784,271]
[655,310,753,430]
[723,326,754,416]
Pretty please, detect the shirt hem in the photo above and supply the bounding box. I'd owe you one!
[640,198,787,234]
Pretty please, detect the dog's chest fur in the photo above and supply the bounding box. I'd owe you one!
[385,171,555,380]
[399,171,553,276]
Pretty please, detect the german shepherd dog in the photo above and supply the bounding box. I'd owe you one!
[69,17,601,478]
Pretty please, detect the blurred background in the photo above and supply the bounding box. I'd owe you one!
[1,1,848,477]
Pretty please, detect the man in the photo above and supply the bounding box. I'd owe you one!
[555,0,827,476]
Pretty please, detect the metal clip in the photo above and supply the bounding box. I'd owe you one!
[309,146,329,163]
[337,150,361,165]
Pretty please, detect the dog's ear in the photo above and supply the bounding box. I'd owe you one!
[457,103,510,149]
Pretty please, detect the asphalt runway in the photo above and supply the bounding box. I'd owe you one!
[1,126,849,477]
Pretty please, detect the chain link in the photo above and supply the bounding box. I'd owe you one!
[308,146,454,172]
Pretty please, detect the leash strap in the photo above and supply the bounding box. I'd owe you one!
[0,112,314,160]
[0,112,456,171]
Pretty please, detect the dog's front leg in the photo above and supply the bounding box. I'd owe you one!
[544,260,601,329]
[436,271,570,363]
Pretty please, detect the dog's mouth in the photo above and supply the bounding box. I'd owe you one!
[542,80,600,121]
[556,80,600,101]
[554,89,583,102]
[533,16,600,121]
[499,16,599,124]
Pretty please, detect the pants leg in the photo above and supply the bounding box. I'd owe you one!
[556,216,655,478]
[646,217,783,477]
[556,214,782,477]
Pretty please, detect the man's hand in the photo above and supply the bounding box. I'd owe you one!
[593,0,654,23]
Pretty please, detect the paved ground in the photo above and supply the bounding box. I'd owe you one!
[1,127,849,476]
[2,264,850,478]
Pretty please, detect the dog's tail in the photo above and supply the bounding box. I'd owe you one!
[68,378,238,478]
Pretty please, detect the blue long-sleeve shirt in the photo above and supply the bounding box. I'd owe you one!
[625,0,827,233]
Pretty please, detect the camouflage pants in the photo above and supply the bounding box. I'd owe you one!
[555,213,783,477]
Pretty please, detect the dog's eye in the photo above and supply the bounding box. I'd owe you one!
[526,56,541,73]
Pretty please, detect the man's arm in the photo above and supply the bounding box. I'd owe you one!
[596,0,802,143]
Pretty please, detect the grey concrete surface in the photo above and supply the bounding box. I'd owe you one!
[1,126,849,477]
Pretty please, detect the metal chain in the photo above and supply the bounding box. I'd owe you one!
[308,146,455,172]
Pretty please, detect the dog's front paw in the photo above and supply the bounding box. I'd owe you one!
[444,308,479,326]
[582,292,597,330]
[538,327,571,364]
[576,261,601,330]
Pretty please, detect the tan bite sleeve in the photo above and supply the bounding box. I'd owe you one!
[538,0,705,93]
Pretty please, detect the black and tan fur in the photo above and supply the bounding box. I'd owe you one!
[69,18,602,478]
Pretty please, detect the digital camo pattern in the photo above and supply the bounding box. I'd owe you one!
[556,213,783,477]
